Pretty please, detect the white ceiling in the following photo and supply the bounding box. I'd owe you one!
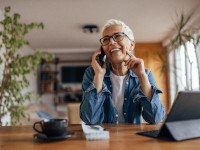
[0,0,200,52]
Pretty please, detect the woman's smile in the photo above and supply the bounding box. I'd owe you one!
[110,48,121,53]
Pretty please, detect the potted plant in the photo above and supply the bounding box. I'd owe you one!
[158,10,200,91]
[0,6,54,125]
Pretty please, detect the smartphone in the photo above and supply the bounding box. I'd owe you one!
[97,46,106,67]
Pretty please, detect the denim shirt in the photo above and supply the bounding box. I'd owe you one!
[80,63,165,125]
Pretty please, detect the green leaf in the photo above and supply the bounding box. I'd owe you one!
[4,6,11,13]
[0,6,52,126]
[13,13,20,21]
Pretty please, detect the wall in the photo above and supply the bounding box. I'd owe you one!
[135,43,169,111]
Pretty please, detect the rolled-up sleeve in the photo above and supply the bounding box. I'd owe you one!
[137,71,165,124]
[80,67,109,124]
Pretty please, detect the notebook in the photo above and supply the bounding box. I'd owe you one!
[137,91,200,141]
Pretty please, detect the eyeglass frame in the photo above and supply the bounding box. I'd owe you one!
[99,32,131,46]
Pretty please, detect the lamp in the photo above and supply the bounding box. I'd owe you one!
[82,24,99,33]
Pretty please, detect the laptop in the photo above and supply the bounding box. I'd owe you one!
[137,91,200,141]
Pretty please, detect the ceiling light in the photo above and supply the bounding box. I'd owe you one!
[82,24,99,33]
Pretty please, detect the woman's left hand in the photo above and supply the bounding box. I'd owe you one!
[124,51,146,77]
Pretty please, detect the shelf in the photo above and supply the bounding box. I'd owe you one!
[38,58,84,105]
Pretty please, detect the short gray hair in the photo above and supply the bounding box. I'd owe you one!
[101,19,135,41]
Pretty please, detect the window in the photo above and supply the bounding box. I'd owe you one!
[169,39,200,103]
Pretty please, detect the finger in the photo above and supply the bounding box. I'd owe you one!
[125,58,134,68]
[91,59,101,71]
[93,51,101,58]
[129,61,138,69]
[91,54,99,66]
[124,57,132,66]
[92,51,101,61]
[124,56,137,66]
[126,51,137,59]
[127,58,142,69]
[124,53,130,62]
[126,51,132,57]
[131,59,143,70]
[92,57,100,68]
[128,60,137,69]
[135,58,143,66]
[102,62,107,69]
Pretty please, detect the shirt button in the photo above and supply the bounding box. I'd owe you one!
[110,85,112,87]
[124,98,127,100]
[123,113,127,115]
[115,114,118,117]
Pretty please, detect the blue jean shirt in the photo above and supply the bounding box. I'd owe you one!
[80,63,165,124]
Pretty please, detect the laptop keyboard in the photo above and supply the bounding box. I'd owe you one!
[137,130,160,138]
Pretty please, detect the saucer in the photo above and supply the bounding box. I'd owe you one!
[34,130,75,142]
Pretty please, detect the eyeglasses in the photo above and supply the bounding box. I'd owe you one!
[99,32,129,46]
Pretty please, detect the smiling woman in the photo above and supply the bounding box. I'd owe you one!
[80,19,165,125]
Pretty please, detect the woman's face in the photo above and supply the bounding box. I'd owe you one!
[102,25,135,64]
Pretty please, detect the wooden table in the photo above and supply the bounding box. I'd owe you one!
[0,124,200,150]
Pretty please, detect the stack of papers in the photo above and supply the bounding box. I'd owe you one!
[81,123,110,140]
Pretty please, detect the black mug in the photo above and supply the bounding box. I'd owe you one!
[33,119,68,137]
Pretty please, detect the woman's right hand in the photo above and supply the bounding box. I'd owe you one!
[91,49,106,93]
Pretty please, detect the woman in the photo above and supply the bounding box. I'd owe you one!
[80,19,165,124]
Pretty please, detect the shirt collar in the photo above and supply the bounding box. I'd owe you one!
[105,62,137,78]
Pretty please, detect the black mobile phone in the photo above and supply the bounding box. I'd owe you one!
[97,46,106,67]
[97,46,106,66]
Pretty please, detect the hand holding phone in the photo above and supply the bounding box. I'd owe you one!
[92,47,107,93]
[96,47,106,67]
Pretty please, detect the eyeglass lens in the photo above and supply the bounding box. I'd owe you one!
[100,33,125,45]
